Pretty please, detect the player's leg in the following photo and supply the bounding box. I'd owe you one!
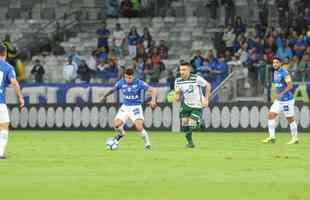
[0,123,9,159]
[286,116,299,144]
[113,106,128,142]
[284,100,298,144]
[262,100,280,143]
[0,104,10,159]
[181,117,194,147]
[133,119,151,149]
[180,104,194,147]
[113,118,125,141]
[130,106,151,149]
[185,109,202,148]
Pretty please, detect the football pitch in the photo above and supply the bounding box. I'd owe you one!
[1,131,309,200]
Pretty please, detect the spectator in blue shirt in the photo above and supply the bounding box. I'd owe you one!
[206,49,219,69]
[97,60,119,84]
[288,31,298,48]
[234,16,246,38]
[276,40,293,60]
[275,33,284,49]
[190,50,205,72]
[95,47,109,63]
[253,36,264,56]
[96,21,110,51]
[66,46,81,67]
[293,35,306,58]
[128,26,140,59]
[208,55,228,101]
[255,24,266,38]
[213,56,229,83]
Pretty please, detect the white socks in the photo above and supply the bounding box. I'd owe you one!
[290,121,298,140]
[0,130,8,157]
[268,119,276,138]
[268,119,298,140]
[141,129,150,146]
[115,126,125,136]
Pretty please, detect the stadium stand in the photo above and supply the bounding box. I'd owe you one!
[0,0,309,102]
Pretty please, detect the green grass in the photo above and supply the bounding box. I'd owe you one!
[1,131,310,200]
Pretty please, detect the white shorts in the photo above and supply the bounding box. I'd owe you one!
[0,104,10,123]
[115,105,144,123]
[270,99,295,117]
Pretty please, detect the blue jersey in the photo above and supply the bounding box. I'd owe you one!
[128,34,140,46]
[273,67,294,101]
[115,79,149,106]
[0,59,16,104]
[97,28,110,47]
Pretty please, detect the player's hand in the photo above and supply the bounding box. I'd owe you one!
[19,96,25,108]
[100,95,107,103]
[272,93,282,102]
[149,101,157,109]
[202,97,209,107]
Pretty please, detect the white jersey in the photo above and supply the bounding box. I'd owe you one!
[174,74,207,108]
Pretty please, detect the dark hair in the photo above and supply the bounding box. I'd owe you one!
[0,42,6,54]
[180,61,190,66]
[124,68,134,75]
[273,56,282,62]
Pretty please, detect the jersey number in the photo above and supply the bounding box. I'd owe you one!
[283,105,289,112]
[133,108,140,115]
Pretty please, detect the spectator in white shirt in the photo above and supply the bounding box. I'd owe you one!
[223,25,236,52]
[112,23,126,58]
[63,56,77,83]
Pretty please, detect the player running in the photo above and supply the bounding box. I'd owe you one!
[174,62,211,148]
[0,43,24,159]
[101,68,157,150]
[262,57,298,144]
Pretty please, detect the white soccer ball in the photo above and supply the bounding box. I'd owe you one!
[106,138,119,150]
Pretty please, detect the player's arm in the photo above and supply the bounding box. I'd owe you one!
[174,79,182,102]
[175,89,182,102]
[101,81,120,103]
[10,78,24,107]
[277,74,293,98]
[100,87,116,103]
[198,76,211,107]
[204,80,211,101]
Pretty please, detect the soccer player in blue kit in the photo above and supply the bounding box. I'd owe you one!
[101,68,157,149]
[0,43,24,159]
[262,57,299,144]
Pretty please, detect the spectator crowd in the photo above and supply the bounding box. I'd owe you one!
[3,0,308,93]
[60,20,169,84]
[192,0,309,94]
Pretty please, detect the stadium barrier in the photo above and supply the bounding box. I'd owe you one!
[7,102,310,132]
[6,83,310,131]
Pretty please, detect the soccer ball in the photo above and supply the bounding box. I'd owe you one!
[106,138,119,150]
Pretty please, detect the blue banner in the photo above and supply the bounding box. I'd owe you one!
[5,83,169,105]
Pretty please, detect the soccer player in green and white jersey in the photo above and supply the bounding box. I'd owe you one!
[174,61,211,148]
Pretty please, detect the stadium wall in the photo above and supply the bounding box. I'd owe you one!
[6,84,310,131]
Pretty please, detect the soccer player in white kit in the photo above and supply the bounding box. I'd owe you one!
[0,43,24,159]
[101,68,157,149]
[262,57,298,144]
